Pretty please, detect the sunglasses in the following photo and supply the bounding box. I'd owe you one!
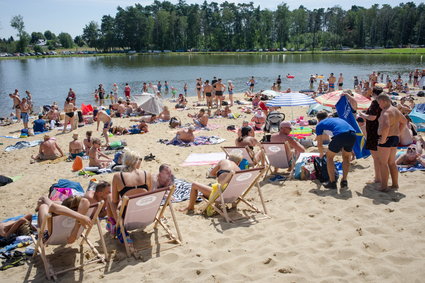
[407,148,416,152]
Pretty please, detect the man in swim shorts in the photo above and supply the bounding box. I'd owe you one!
[69,133,85,159]
[376,94,407,192]
[315,111,356,189]
[338,73,344,90]
[20,97,30,129]
[203,80,213,109]
[328,73,336,92]
[31,135,64,161]
[214,78,226,109]
[9,90,22,122]
[96,108,112,146]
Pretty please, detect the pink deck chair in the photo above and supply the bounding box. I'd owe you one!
[222,146,256,167]
[201,167,269,223]
[32,201,107,281]
[116,186,182,257]
[261,142,294,179]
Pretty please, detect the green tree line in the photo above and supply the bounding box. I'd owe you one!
[1,1,425,53]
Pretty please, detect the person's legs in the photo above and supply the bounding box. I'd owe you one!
[63,116,69,133]
[388,147,399,189]
[341,149,351,181]
[377,146,391,190]
[370,150,381,183]
[326,151,337,182]
[229,94,233,106]
[180,182,212,211]
[103,126,110,145]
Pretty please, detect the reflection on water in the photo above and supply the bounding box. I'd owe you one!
[0,54,421,116]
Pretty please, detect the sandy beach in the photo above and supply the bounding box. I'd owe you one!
[0,93,424,282]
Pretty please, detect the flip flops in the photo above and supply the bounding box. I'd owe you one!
[144,153,156,161]
[0,251,27,270]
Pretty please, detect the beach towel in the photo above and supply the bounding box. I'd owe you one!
[398,163,425,172]
[336,96,371,159]
[50,179,84,194]
[164,136,226,147]
[180,152,226,166]
[172,179,193,202]
[4,140,42,152]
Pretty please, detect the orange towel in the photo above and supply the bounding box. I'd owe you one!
[72,156,83,171]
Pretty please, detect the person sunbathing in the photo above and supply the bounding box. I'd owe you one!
[158,106,170,121]
[137,121,149,132]
[189,109,209,127]
[36,196,92,244]
[235,127,265,165]
[270,121,305,158]
[69,133,85,159]
[84,181,114,219]
[83,131,93,155]
[179,154,242,212]
[251,110,266,130]
[88,138,112,168]
[152,164,175,190]
[0,214,34,238]
[31,135,64,161]
[396,144,425,167]
[111,126,129,135]
[110,150,152,220]
[174,126,196,143]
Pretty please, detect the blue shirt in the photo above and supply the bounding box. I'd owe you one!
[316,118,355,137]
[33,119,46,132]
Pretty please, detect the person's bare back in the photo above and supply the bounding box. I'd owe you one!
[69,140,84,154]
[378,106,404,137]
[177,128,195,142]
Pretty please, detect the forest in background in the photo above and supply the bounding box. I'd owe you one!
[1,1,425,53]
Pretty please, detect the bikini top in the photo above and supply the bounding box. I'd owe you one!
[119,171,148,197]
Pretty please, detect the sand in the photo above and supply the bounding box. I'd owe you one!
[0,93,424,282]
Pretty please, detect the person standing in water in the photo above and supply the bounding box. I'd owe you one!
[338,73,344,90]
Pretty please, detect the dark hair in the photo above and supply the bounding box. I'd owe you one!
[159,164,171,172]
[356,117,365,123]
[372,86,383,96]
[62,196,82,211]
[95,181,110,193]
[316,111,328,121]
[240,126,252,138]
[38,114,43,119]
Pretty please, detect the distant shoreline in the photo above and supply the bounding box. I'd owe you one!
[1,48,425,61]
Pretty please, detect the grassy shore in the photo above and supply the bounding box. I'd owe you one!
[1,48,424,60]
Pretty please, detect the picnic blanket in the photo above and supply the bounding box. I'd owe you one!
[180,152,226,166]
[161,136,226,147]
[4,140,42,152]
[398,163,425,172]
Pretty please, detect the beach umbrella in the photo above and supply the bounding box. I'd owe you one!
[132,93,164,115]
[307,103,333,116]
[409,103,425,124]
[315,90,371,110]
[266,92,317,119]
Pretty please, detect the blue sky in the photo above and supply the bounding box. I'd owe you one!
[0,0,422,39]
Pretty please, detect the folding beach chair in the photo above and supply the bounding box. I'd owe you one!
[261,142,294,179]
[116,186,182,257]
[32,201,107,281]
[222,146,256,167]
[201,167,269,223]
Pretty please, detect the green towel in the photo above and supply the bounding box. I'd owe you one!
[11,175,22,182]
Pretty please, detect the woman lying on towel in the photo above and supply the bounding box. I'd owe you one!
[110,150,152,220]
[36,196,92,244]
[179,154,242,213]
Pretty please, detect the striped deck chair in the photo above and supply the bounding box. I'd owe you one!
[32,201,107,281]
[261,142,294,179]
[116,186,182,257]
[201,167,269,223]
[222,146,256,167]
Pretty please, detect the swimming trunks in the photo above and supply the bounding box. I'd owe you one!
[104,121,113,129]
[250,83,255,87]
[215,91,223,96]
[119,171,148,197]
[378,136,399,147]
[328,131,356,153]
[329,83,335,89]
[14,104,21,110]
[206,92,212,97]
[21,112,29,123]
[66,112,74,118]
[338,83,343,87]
[217,169,231,178]
[71,152,84,159]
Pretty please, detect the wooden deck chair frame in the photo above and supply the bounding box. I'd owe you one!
[222,146,256,167]
[116,186,182,258]
[261,142,295,180]
[200,167,269,223]
[32,201,107,281]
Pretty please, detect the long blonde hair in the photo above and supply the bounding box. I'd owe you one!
[122,149,143,172]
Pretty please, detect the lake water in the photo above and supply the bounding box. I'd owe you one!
[0,53,423,116]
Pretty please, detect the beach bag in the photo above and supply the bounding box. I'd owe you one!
[49,187,73,202]
[0,175,13,187]
[113,151,123,165]
[313,157,339,183]
[301,163,316,180]
[417,91,425,97]
[72,156,83,172]
[169,117,181,128]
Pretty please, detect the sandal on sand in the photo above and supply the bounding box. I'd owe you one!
[144,153,156,161]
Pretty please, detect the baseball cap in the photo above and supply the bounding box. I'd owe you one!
[280,121,293,129]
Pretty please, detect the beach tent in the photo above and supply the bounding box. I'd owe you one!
[132,93,164,115]
[409,103,425,124]
[307,103,333,116]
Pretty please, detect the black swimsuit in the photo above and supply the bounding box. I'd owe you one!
[66,112,74,118]
[217,169,231,178]
[119,171,148,197]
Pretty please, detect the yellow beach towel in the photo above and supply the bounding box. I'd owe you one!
[206,183,228,216]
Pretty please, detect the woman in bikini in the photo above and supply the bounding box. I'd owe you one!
[110,150,152,220]
[180,154,242,212]
[63,97,76,133]
[235,127,265,165]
